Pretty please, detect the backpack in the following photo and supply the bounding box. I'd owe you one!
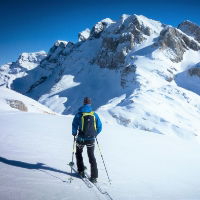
[79,111,97,138]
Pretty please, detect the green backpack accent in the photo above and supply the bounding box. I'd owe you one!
[80,112,97,138]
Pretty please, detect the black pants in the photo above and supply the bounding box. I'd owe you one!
[76,139,98,179]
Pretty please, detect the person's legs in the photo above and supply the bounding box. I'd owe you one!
[86,140,98,179]
[76,141,85,173]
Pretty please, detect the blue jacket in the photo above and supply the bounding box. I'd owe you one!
[72,104,102,141]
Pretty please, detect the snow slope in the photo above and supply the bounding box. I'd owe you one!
[0,87,55,114]
[175,61,200,95]
[1,109,200,200]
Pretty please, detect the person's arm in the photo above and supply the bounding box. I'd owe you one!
[72,113,80,136]
[95,113,102,134]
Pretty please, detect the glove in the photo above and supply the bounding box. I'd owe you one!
[72,133,77,136]
[95,132,99,137]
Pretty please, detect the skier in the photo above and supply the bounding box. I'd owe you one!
[72,97,102,183]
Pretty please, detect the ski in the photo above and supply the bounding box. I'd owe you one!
[68,163,93,188]
[68,163,113,200]
[84,171,114,200]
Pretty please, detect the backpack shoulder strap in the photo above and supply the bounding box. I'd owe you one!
[82,111,94,116]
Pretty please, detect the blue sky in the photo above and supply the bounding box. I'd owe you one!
[0,0,200,65]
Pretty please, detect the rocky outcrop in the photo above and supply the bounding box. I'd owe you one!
[43,40,74,66]
[121,64,137,88]
[90,18,114,39]
[6,99,28,112]
[157,26,200,62]
[27,76,47,93]
[117,14,151,38]
[94,15,159,69]
[178,20,200,43]
[188,63,200,77]
[94,32,134,69]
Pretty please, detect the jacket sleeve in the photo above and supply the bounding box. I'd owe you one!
[95,113,102,134]
[72,113,80,136]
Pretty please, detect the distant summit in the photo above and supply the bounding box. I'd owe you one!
[0,51,46,88]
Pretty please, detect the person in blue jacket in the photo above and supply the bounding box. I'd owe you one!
[72,97,102,183]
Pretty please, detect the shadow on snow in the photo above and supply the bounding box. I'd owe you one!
[0,156,77,182]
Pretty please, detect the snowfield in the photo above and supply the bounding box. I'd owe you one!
[1,107,200,200]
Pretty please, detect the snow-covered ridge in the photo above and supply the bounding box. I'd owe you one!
[0,87,55,114]
[0,51,47,88]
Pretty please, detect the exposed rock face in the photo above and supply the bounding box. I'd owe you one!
[178,20,200,43]
[157,26,200,62]
[121,64,137,88]
[118,14,151,38]
[27,76,47,93]
[189,63,200,77]
[90,18,114,39]
[42,40,74,67]
[6,99,28,112]
[90,22,105,38]
[94,33,134,69]
[94,15,158,69]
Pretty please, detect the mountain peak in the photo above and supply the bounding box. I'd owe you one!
[54,40,69,47]
[178,20,200,43]
[119,14,163,35]
[17,51,47,69]
[78,28,90,42]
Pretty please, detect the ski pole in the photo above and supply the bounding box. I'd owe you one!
[95,138,111,184]
[69,136,76,182]
[71,136,76,165]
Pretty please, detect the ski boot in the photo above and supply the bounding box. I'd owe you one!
[89,177,97,183]
[79,171,86,178]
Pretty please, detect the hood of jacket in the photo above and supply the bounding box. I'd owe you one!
[78,104,93,113]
